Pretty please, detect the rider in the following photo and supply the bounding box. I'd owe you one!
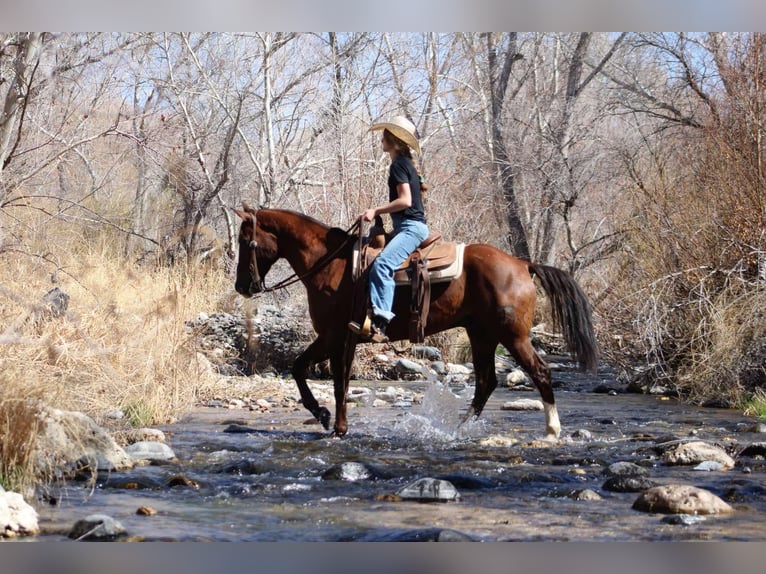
[351,115,429,343]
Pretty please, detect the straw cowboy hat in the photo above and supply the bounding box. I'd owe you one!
[369,115,421,155]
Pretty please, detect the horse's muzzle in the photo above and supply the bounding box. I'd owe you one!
[235,280,263,297]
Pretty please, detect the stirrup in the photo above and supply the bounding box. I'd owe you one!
[348,315,389,343]
[348,315,372,337]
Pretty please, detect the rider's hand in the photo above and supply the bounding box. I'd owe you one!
[360,208,377,222]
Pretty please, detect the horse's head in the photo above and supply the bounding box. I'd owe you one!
[233,203,277,297]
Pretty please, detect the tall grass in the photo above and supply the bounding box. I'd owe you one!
[0,209,233,489]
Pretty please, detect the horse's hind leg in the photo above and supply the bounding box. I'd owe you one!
[292,338,331,430]
[503,334,560,439]
[462,327,499,422]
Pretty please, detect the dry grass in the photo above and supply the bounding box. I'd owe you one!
[0,210,233,488]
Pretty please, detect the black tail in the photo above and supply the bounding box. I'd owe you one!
[530,264,598,372]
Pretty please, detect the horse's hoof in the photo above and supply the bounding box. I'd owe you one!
[318,407,331,430]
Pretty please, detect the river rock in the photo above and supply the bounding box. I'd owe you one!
[501,399,543,411]
[411,345,442,361]
[124,441,176,463]
[394,358,424,377]
[321,461,376,481]
[602,476,659,493]
[632,485,735,515]
[396,477,460,502]
[661,441,735,469]
[445,363,472,375]
[0,491,39,538]
[569,488,603,501]
[604,461,650,477]
[116,428,167,445]
[505,368,529,386]
[68,514,127,541]
[739,442,766,457]
[33,407,134,479]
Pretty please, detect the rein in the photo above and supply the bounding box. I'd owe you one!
[255,218,362,294]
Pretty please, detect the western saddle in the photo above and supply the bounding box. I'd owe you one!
[351,218,465,343]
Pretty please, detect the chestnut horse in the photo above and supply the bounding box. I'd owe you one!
[233,206,597,439]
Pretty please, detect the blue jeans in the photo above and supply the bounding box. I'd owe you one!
[369,217,429,322]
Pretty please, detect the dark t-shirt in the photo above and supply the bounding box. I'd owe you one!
[388,154,426,223]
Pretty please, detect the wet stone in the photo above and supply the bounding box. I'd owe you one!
[68,514,127,541]
[662,441,735,469]
[124,441,176,463]
[632,485,735,515]
[321,462,376,482]
[602,476,659,493]
[739,442,766,457]
[396,478,460,502]
[604,461,650,477]
[501,399,544,411]
[662,514,707,526]
[569,488,603,501]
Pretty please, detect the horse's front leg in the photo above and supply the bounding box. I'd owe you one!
[291,338,331,430]
[328,336,357,437]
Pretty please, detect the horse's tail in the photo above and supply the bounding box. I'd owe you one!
[529,263,598,372]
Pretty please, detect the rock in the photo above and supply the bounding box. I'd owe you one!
[445,363,472,375]
[394,358,424,376]
[662,514,706,526]
[374,528,475,541]
[739,442,766,457]
[124,441,176,463]
[321,461,376,481]
[693,461,725,471]
[430,361,447,375]
[662,441,735,469]
[346,387,372,405]
[602,476,659,493]
[0,492,39,538]
[115,428,166,446]
[569,489,602,501]
[501,399,544,411]
[411,345,442,361]
[604,461,650,477]
[505,369,528,386]
[33,407,134,479]
[632,485,735,515]
[41,287,69,319]
[68,514,127,541]
[396,477,460,502]
[570,429,593,441]
[478,435,518,448]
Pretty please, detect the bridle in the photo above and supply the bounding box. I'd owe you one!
[242,211,361,295]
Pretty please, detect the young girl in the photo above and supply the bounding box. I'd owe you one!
[354,115,429,343]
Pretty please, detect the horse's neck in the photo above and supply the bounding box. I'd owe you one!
[271,214,328,275]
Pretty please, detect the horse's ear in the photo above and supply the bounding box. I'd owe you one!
[233,207,247,221]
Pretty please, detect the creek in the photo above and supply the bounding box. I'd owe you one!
[32,361,766,542]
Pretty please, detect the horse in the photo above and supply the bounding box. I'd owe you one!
[233,205,598,440]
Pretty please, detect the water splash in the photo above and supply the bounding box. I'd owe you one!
[391,382,486,444]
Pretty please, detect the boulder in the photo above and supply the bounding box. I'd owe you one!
[68,514,127,541]
[661,441,735,469]
[34,407,134,479]
[632,485,734,515]
[396,477,460,502]
[0,491,39,538]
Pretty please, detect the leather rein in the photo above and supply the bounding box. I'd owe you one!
[248,216,362,294]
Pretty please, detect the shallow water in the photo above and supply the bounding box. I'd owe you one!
[32,364,766,542]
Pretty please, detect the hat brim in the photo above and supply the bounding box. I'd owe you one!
[370,122,421,155]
